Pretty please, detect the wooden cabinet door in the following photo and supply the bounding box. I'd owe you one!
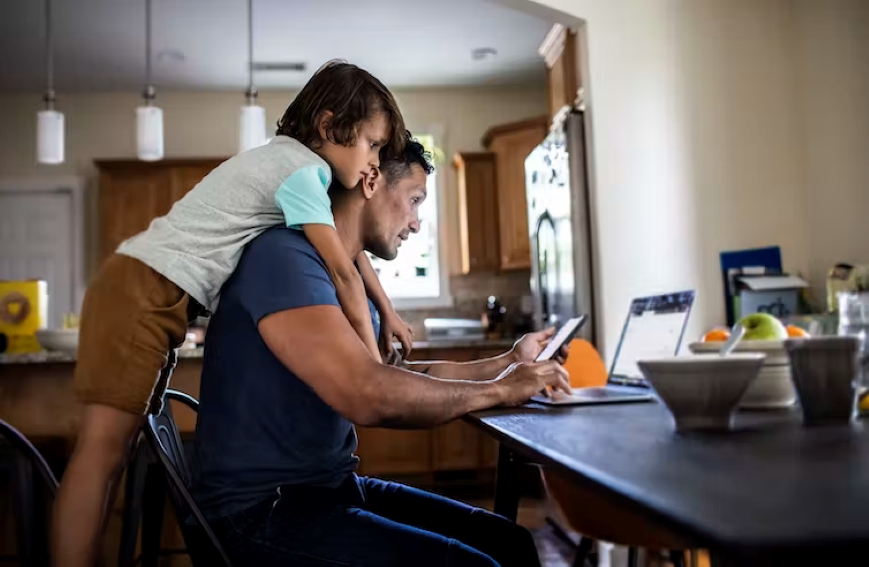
[484,118,548,271]
[540,24,580,124]
[355,428,431,476]
[454,152,499,273]
[96,159,225,265]
[421,348,489,471]
[170,164,220,201]
[98,168,174,262]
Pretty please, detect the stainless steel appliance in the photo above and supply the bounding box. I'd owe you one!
[423,318,486,343]
[525,111,596,346]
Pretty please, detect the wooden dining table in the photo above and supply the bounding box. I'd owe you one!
[465,400,869,566]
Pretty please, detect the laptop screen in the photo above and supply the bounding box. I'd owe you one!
[608,291,695,387]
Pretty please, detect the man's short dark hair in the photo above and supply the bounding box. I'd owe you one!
[381,132,435,188]
[275,60,406,160]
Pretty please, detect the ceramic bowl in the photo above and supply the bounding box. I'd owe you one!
[35,328,79,352]
[688,340,795,408]
[637,353,766,432]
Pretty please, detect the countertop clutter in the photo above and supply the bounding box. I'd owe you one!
[0,338,518,365]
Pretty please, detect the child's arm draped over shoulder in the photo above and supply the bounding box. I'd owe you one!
[303,225,382,363]
[275,165,382,363]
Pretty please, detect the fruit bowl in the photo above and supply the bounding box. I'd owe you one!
[688,341,795,408]
[35,329,79,352]
[637,353,766,432]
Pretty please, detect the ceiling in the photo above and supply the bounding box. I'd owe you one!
[0,0,554,93]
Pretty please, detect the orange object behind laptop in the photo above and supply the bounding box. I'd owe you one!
[562,339,608,388]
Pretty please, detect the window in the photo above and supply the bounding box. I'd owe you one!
[366,133,451,308]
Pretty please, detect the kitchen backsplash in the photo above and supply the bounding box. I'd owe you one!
[397,270,532,338]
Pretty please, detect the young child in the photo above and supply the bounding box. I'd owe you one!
[52,60,412,567]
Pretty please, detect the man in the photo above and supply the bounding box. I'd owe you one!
[191,137,572,566]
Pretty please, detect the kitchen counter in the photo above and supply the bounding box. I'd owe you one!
[0,338,518,365]
[406,338,517,351]
[0,347,207,365]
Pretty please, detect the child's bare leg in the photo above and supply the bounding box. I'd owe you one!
[52,404,141,567]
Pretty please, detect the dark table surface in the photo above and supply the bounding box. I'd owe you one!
[467,401,869,554]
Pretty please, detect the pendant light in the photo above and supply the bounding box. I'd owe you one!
[238,0,266,153]
[136,0,163,161]
[37,0,64,165]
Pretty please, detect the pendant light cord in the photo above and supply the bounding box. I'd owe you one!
[144,0,155,101]
[246,0,257,103]
[44,0,55,105]
[248,0,253,88]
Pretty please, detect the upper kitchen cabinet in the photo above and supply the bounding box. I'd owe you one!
[482,117,548,271]
[539,24,583,126]
[96,158,225,264]
[454,152,499,273]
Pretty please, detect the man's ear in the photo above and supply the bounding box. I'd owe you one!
[316,110,334,141]
[362,168,380,200]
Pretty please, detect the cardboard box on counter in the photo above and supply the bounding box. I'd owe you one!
[735,274,808,320]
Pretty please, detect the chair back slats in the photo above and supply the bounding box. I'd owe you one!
[144,390,233,566]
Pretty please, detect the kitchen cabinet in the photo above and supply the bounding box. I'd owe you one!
[354,346,503,477]
[453,152,499,273]
[482,117,548,271]
[95,158,226,265]
[539,24,583,126]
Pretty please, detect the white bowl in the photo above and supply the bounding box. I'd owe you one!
[637,353,766,432]
[35,329,79,352]
[688,340,795,408]
[740,365,797,409]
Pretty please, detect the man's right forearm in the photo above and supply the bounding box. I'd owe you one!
[359,363,505,429]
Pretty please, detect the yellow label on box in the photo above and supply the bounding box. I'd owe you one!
[0,280,48,353]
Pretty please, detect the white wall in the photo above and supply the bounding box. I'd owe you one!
[794,0,869,295]
[0,86,546,277]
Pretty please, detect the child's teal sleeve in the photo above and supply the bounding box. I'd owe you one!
[274,165,335,230]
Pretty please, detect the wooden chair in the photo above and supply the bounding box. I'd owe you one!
[544,340,705,566]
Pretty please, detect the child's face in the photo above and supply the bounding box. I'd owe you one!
[318,112,390,190]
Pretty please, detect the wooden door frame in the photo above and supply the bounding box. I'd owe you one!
[0,177,87,316]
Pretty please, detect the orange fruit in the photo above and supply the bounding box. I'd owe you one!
[702,328,730,342]
[786,325,810,338]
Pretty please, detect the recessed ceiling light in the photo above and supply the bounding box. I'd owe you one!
[471,47,498,61]
[251,62,307,72]
[157,49,186,63]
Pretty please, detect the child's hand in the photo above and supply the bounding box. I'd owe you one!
[380,312,414,358]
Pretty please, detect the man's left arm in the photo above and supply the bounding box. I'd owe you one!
[395,328,566,381]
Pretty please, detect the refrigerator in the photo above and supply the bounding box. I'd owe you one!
[524,111,597,347]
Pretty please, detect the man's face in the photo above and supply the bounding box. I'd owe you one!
[362,164,427,261]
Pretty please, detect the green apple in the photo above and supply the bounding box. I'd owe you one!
[736,313,788,341]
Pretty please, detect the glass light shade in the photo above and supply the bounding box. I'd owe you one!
[37,109,64,165]
[239,104,267,153]
[136,105,164,161]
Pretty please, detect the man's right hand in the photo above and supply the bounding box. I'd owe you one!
[494,361,571,406]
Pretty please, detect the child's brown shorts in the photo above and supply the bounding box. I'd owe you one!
[73,253,202,415]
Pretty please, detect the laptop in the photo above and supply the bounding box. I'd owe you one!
[531,290,696,405]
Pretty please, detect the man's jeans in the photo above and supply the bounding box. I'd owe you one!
[211,474,541,567]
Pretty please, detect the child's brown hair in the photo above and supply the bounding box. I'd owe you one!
[276,60,406,160]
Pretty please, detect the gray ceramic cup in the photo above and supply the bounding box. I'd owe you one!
[784,336,861,425]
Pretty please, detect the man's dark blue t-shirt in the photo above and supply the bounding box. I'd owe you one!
[191,227,378,521]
